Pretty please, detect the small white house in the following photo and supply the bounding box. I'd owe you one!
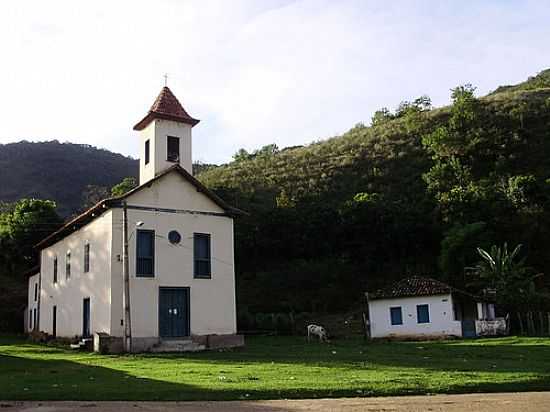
[367,277,506,339]
[26,86,244,352]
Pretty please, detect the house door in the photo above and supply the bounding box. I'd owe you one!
[82,298,91,338]
[52,306,57,338]
[159,287,190,338]
[462,319,476,338]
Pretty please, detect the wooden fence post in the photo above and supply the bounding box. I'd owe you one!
[529,311,537,336]
[517,312,524,335]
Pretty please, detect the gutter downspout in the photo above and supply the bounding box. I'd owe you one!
[122,201,132,352]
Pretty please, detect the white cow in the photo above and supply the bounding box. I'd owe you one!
[307,324,328,343]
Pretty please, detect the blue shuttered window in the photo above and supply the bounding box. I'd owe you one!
[136,230,154,277]
[194,233,211,278]
[390,307,403,325]
[417,304,430,323]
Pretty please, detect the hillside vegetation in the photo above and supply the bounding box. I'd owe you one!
[0,141,138,217]
[1,70,550,332]
[197,70,550,318]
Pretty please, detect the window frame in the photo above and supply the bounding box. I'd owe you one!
[416,304,430,324]
[34,283,38,302]
[390,306,403,325]
[193,233,212,279]
[167,136,180,163]
[66,251,71,279]
[84,242,90,273]
[136,229,155,277]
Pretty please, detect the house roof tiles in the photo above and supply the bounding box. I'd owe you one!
[367,276,478,300]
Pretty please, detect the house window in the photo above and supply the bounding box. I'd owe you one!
[29,310,32,331]
[34,283,38,302]
[145,139,150,165]
[52,305,57,338]
[167,136,180,162]
[194,233,211,278]
[417,304,430,323]
[53,256,58,284]
[390,306,403,325]
[84,243,90,273]
[136,230,154,277]
[66,251,71,279]
[33,308,37,331]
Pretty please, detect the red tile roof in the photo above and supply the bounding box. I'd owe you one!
[368,277,461,300]
[133,86,200,130]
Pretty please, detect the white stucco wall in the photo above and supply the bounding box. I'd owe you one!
[368,294,462,338]
[139,118,193,184]
[34,169,236,341]
[39,210,113,337]
[27,273,39,332]
[109,170,237,338]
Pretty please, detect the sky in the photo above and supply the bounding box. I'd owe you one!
[0,0,549,164]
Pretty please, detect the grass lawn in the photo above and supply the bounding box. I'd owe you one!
[1,335,549,401]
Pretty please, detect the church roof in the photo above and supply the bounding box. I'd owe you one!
[133,86,200,131]
[34,165,244,250]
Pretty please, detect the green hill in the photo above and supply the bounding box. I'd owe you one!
[489,68,550,95]
[197,74,550,317]
[0,141,138,217]
[2,71,550,332]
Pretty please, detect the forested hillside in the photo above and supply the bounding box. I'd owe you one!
[1,70,550,332]
[198,69,550,319]
[0,141,138,216]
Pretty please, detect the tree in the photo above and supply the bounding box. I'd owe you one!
[81,184,109,210]
[472,243,541,310]
[233,148,251,162]
[439,222,489,286]
[111,177,137,197]
[421,85,485,223]
[0,199,62,273]
[371,108,393,126]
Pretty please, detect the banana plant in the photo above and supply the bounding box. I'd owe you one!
[474,242,540,308]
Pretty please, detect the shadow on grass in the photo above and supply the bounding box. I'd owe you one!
[1,354,304,406]
[148,336,550,373]
[2,336,550,401]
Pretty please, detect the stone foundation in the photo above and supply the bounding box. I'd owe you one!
[94,333,124,354]
[93,333,244,353]
[192,333,245,349]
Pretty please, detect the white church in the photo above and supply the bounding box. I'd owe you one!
[25,86,244,352]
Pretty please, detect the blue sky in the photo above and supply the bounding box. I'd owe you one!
[0,0,548,164]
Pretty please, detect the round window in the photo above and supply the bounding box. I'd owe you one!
[168,230,181,244]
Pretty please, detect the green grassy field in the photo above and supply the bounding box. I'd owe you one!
[1,335,549,401]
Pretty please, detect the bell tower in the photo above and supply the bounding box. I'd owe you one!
[133,87,200,184]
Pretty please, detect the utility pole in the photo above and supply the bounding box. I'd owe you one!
[122,201,132,352]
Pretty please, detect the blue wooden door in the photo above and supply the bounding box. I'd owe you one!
[159,288,190,338]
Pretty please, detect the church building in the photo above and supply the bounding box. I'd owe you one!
[25,86,243,352]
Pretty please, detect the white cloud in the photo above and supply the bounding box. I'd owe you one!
[0,0,548,164]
